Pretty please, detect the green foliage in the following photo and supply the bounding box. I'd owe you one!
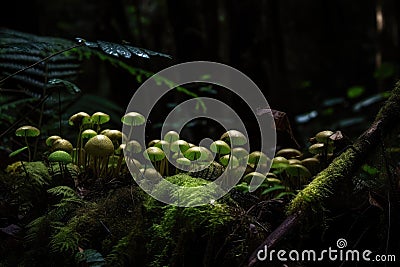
[361,163,380,176]
[147,193,233,266]
[8,146,28,158]
[50,219,81,254]
[347,85,365,99]
[151,174,223,206]
[106,234,134,266]
[22,185,85,266]
[3,161,51,215]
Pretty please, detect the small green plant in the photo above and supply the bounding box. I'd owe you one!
[14,125,40,162]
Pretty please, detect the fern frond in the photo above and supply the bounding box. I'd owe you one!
[24,215,50,245]
[106,234,132,266]
[50,222,81,254]
[47,185,78,199]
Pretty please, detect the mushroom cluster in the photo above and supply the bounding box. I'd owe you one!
[39,108,343,202]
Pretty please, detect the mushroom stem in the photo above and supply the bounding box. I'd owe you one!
[114,154,124,177]
[76,127,83,165]
[127,126,134,141]
[24,135,31,162]
[100,157,110,178]
[58,162,64,178]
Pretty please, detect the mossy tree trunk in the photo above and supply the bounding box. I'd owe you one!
[247,80,400,267]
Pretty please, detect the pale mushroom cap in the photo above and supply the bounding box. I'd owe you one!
[143,147,166,162]
[276,148,302,159]
[121,112,146,126]
[68,112,90,126]
[84,135,114,157]
[170,140,190,153]
[288,159,302,165]
[231,147,249,160]
[219,154,239,168]
[248,151,269,165]
[220,130,247,146]
[153,140,170,153]
[285,164,312,179]
[52,139,74,153]
[271,156,289,169]
[15,125,40,137]
[308,143,325,154]
[243,171,265,184]
[163,130,180,143]
[210,140,231,155]
[81,129,97,139]
[91,112,110,125]
[315,130,334,143]
[48,150,72,164]
[125,140,142,154]
[46,135,61,147]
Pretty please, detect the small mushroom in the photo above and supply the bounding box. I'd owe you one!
[103,129,123,150]
[276,148,302,159]
[139,168,162,186]
[125,140,143,157]
[74,129,97,166]
[81,129,97,143]
[220,130,247,146]
[219,154,239,169]
[301,157,321,175]
[121,112,146,126]
[243,171,265,184]
[163,130,180,143]
[284,164,312,190]
[143,146,166,175]
[308,143,325,155]
[170,140,190,155]
[210,140,231,160]
[315,130,334,143]
[175,157,191,173]
[183,146,205,161]
[153,140,171,154]
[68,112,91,128]
[84,135,114,178]
[271,156,290,172]
[231,147,249,163]
[266,172,281,184]
[288,159,302,165]
[121,112,146,140]
[48,150,72,177]
[15,125,40,162]
[148,139,161,147]
[46,135,61,147]
[247,151,269,170]
[52,139,73,154]
[153,140,173,175]
[91,112,110,133]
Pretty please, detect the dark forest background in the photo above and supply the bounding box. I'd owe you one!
[1,0,400,146]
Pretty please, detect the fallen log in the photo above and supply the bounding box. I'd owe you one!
[246,80,400,267]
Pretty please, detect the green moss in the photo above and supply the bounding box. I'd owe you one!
[72,186,147,249]
[287,148,358,214]
[147,177,233,267]
[150,173,224,207]
[376,80,400,121]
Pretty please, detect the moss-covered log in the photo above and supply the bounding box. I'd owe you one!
[247,80,400,267]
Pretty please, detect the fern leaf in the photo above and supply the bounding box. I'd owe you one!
[47,185,78,198]
[76,38,172,59]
